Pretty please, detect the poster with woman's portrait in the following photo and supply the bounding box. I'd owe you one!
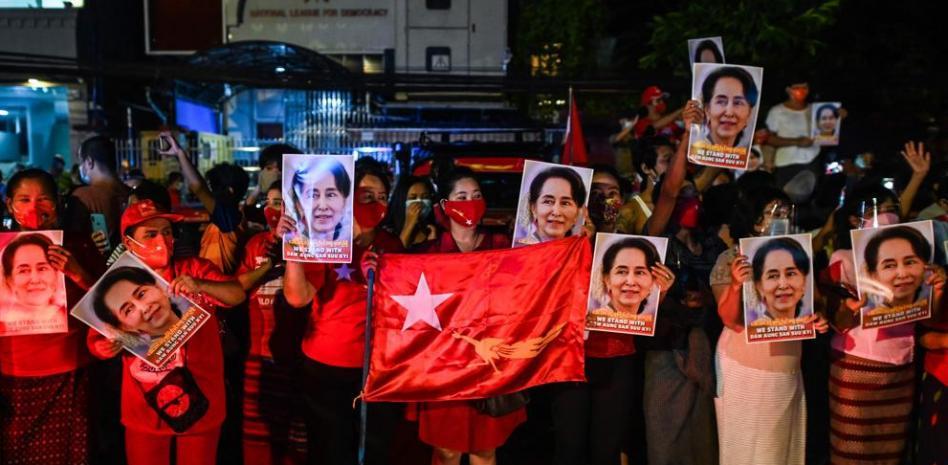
[851,220,935,329]
[0,231,68,336]
[70,253,212,368]
[282,154,355,263]
[740,233,816,343]
[586,233,668,336]
[811,102,842,146]
[512,160,594,248]
[688,36,725,67]
[688,63,764,170]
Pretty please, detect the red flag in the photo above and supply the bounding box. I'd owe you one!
[363,236,590,402]
[561,92,588,166]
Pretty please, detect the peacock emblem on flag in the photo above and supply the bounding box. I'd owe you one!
[450,323,566,373]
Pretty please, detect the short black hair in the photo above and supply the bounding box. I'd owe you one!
[206,163,250,200]
[700,66,759,109]
[355,158,391,194]
[834,183,900,249]
[79,135,118,173]
[588,164,629,198]
[693,39,724,64]
[864,225,931,273]
[7,168,58,201]
[751,237,811,283]
[528,166,588,207]
[167,172,183,185]
[258,144,300,170]
[436,166,478,201]
[636,136,674,175]
[385,176,434,232]
[92,266,157,328]
[729,186,790,239]
[130,180,172,212]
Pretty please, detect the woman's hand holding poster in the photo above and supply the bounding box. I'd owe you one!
[851,220,936,329]
[740,233,816,343]
[0,230,68,336]
[71,253,211,368]
[282,154,356,263]
[586,233,669,337]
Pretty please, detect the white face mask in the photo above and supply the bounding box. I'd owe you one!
[767,218,790,236]
[405,198,432,218]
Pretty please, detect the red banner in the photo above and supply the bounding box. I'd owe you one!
[363,237,590,402]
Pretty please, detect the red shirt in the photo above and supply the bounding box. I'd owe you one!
[301,230,404,368]
[119,256,233,435]
[633,116,684,144]
[419,230,510,253]
[584,331,635,359]
[925,321,948,387]
[238,232,282,359]
[0,232,104,377]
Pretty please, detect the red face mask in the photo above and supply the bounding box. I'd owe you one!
[12,204,54,230]
[354,201,387,230]
[127,236,173,269]
[789,88,808,103]
[654,101,667,114]
[263,206,282,231]
[442,199,487,228]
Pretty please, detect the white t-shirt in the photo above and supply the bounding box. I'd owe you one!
[765,104,820,167]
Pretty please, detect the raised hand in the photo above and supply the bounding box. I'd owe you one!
[900,141,931,176]
[729,254,751,288]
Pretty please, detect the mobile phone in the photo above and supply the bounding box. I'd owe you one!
[90,213,110,249]
[158,135,172,152]
[882,177,895,191]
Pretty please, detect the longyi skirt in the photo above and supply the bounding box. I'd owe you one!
[417,400,526,452]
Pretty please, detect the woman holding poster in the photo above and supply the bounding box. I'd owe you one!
[827,212,944,464]
[0,169,105,465]
[0,232,67,335]
[709,185,828,465]
[513,162,591,247]
[282,158,404,465]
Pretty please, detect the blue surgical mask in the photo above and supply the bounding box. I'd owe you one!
[406,198,432,218]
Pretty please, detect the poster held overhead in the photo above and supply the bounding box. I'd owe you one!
[688,36,725,66]
[687,63,764,170]
[282,154,356,263]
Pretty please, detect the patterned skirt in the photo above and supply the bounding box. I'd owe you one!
[0,369,90,465]
[829,351,914,465]
[242,355,307,464]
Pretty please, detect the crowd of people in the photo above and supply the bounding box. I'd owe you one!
[0,76,945,465]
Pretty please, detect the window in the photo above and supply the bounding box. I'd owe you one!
[426,0,450,10]
[426,47,451,72]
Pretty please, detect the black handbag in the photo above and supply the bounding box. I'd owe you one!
[471,391,530,417]
[143,366,210,433]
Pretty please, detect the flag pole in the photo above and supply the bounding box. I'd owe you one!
[358,267,376,465]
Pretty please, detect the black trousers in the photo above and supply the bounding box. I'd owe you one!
[300,358,398,465]
[551,355,635,465]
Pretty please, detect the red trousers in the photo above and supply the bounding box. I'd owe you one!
[125,428,221,465]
